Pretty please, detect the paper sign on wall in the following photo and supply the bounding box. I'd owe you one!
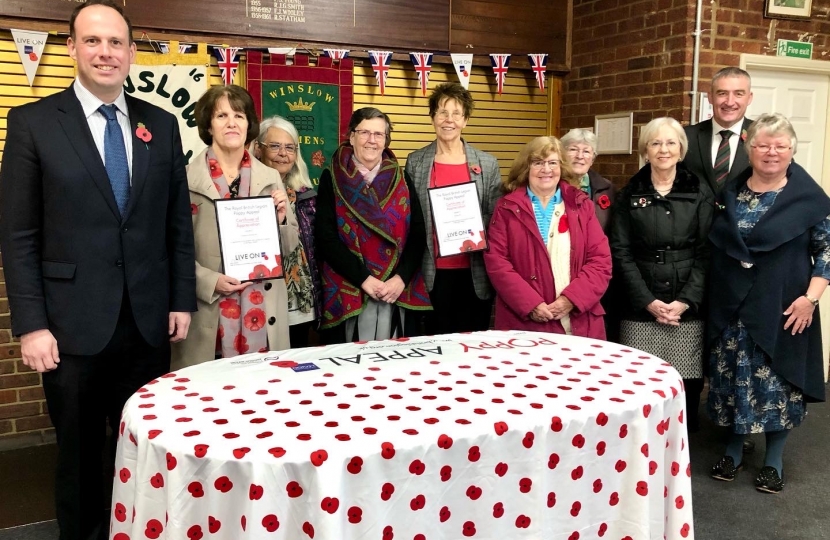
[11,29,48,86]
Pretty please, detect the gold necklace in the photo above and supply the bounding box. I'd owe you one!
[746,176,785,210]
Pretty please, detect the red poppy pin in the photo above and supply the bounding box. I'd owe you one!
[190,203,199,215]
[135,122,152,147]
[558,214,569,233]
[741,129,747,142]
[597,194,611,210]
[470,164,482,175]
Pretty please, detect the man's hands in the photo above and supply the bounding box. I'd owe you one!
[169,312,191,342]
[20,329,60,373]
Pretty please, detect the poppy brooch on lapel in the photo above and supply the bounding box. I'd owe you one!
[741,129,748,142]
[470,164,482,175]
[597,194,611,210]
[135,122,152,148]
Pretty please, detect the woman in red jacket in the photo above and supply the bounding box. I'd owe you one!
[484,136,611,338]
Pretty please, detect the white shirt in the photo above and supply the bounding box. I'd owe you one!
[709,118,744,171]
[73,79,133,179]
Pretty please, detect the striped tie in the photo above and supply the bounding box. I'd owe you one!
[713,130,733,185]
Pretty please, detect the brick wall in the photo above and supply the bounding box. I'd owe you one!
[562,0,830,187]
[0,253,54,450]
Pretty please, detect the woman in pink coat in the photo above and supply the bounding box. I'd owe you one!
[484,136,611,338]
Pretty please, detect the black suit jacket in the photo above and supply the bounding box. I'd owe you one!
[683,117,753,195]
[0,87,197,355]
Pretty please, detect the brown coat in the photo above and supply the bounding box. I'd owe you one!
[171,148,299,370]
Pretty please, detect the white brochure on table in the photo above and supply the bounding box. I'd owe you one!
[215,196,283,282]
[428,182,488,257]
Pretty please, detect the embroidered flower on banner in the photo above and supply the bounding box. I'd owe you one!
[597,194,611,210]
[311,150,326,168]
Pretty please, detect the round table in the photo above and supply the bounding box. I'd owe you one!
[109,330,694,540]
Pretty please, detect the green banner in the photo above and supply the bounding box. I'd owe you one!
[260,82,339,188]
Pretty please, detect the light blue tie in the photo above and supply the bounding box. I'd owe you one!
[99,104,130,216]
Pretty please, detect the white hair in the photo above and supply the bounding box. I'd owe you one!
[560,128,598,155]
[257,116,313,190]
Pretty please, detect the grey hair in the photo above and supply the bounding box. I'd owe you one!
[744,112,798,155]
[638,117,688,160]
[257,116,313,190]
[711,67,751,91]
[560,128,598,155]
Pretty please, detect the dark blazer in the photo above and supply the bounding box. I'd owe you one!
[0,87,197,356]
[683,117,753,195]
[587,169,616,232]
[708,163,830,402]
[610,162,714,321]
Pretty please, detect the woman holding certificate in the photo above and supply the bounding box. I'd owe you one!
[484,136,611,337]
[406,83,502,334]
[315,108,430,343]
[172,85,299,369]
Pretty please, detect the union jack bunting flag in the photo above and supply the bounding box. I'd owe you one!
[213,47,241,86]
[528,54,549,91]
[323,49,350,61]
[160,42,192,54]
[368,50,393,95]
[409,52,433,96]
[489,53,511,95]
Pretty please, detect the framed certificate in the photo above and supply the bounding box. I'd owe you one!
[215,196,283,282]
[428,182,488,257]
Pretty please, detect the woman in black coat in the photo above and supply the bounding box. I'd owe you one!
[610,117,714,432]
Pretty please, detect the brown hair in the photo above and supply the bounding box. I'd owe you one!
[348,107,393,148]
[70,0,134,44]
[194,85,260,146]
[504,136,578,193]
[428,82,474,119]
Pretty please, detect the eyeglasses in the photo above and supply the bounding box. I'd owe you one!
[648,140,679,150]
[567,147,594,157]
[353,129,386,141]
[435,110,465,121]
[259,142,296,154]
[751,144,791,154]
[530,160,560,169]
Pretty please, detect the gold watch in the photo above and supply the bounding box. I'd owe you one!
[804,294,819,307]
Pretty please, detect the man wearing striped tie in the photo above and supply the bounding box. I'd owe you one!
[683,67,754,195]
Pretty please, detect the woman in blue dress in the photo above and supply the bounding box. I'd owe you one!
[707,113,830,493]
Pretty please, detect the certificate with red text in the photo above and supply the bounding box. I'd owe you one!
[428,182,487,257]
[215,196,283,282]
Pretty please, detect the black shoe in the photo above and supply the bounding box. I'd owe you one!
[711,456,743,481]
[742,438,755,454]
[755,466,784,493]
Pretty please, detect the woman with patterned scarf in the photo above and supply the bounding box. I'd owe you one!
[172,85,300,369]
[315,108,431,343]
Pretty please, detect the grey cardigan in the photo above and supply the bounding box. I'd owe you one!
[405,139,502,300]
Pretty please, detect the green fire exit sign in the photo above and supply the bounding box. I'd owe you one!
[777,39,813,59]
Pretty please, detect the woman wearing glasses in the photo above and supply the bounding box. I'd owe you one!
[609,117,714,431]
[406,82,502,335]
[315,107,430,343]
[483,136,611,337]
[561,128,616,232]
[256,116,321,348]
[172,85,299,369]
[707,113,830,493]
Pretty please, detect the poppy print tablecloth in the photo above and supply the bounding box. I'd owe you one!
[110,330,694,540]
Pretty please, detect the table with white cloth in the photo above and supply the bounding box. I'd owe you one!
[109,330,694,540]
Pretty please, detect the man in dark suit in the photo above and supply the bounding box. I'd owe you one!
[0,2,196,539]
[683,67,754,195]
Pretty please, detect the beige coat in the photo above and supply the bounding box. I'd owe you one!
[171,148,299,370]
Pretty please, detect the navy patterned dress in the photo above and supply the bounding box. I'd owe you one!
[707,185,830,433]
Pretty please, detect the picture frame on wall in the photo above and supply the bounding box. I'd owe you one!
[765,0,813,20]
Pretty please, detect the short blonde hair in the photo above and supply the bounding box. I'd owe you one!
[638,117,688,160]
[744,112,798,155]
[504,136,578,193]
